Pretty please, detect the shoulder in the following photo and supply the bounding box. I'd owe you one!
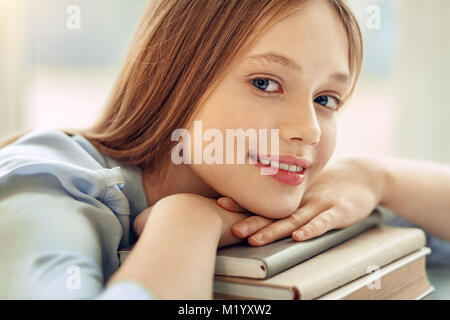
[0,128,105,169]
[0,128,112,183]
[0,128,134,248]
[0,128,130,216]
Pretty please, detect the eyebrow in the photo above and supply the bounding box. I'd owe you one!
[245,52,351,84]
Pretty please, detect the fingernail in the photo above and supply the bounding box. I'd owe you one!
[217,197,228,203]
[235,224,248,235]
[251,233,263,243]
[294,230,305,239]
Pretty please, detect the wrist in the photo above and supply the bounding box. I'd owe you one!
[343,157,388,207]
[144,193,222,238]
[355,156,392,207]
[374,157,395,208]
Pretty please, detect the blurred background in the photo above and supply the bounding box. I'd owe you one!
[1,0,449,163]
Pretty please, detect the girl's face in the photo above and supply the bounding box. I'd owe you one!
[184,0,353,219]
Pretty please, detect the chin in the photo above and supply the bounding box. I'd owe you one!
[260,206,299,219]
[240,196,301,220]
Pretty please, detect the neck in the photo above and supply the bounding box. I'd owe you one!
[142,162,222,207]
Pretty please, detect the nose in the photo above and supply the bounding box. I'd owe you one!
[279,99,321,146]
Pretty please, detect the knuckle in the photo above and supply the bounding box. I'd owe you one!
[287,212,304,227]
[330,206,351,226]
[336,199,353,216]
[310,214,332,234]
[246,215,266,226]
[314,215,328,230]
[302,225,314,237]
[322,213,334,226]
[241,216,273,234]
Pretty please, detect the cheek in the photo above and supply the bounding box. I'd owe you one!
[320,120,337,162]
[195,86,247,129]
[309,119,337,182]
[319,126,337,162]
[195,78,276,132]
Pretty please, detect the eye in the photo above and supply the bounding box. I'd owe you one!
[314,95,341,110]
[250,78,282,95]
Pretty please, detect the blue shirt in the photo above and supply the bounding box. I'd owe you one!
[0,128,155,299]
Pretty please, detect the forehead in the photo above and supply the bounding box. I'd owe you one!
[240,0,350,76]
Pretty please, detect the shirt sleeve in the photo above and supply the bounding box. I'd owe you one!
[96,281,157,300]
[0,175,154,299]
[386,214,450,268]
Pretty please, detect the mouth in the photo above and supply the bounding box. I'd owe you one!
[248,153,309,186]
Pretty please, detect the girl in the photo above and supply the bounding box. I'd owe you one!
[0,0,363,299]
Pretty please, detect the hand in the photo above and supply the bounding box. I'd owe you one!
[230,158,386,246]
[215,197,253,247]
[133,193,252,248]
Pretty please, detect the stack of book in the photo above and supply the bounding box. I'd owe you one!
[118,209,434,300]
[213,209,434,300]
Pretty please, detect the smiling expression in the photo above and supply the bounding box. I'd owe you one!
[178,0,353,219]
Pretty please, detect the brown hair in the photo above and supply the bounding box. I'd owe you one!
[2,0,363,178]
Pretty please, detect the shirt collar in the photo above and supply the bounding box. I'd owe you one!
[72,134,150,218]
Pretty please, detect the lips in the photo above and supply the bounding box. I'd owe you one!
[248,153,311,186]
[248,153,311,174]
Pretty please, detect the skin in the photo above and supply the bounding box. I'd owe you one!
[110,0,354,298]
[141,0,352,219]
[375,157,450,241]
[261,156,450,243]
[232,157,387,246]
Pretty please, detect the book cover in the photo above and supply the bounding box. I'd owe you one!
[215,208,383,279]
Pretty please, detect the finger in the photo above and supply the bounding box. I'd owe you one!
[231,215,274,239]
[292,208,338,241]
[248,202,324,247]
[216,197,248,213]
